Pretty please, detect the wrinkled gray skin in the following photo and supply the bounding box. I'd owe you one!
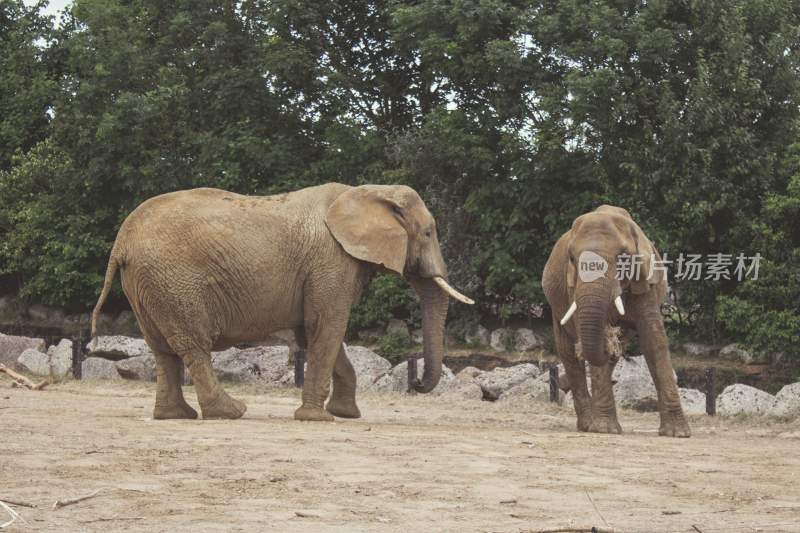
[542,205,690,437]
[93,183,464,421]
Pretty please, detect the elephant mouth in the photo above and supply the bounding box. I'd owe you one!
[560,294,624,325]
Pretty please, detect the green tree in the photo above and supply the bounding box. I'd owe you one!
[0,0,56,171]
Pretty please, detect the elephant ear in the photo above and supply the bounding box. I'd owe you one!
[325,185,408,275]
[629,220,665,295]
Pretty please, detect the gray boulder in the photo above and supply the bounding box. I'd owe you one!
[499,375,554,403]
[679,388,707,415]
[456,366,484,379]
[17,348,51,376]
[0,333,46,369]
[474,363,541,400]
[438,374,484,400]
[613,356,659,410]
[82,357,122,380]
[465,325,491,346]
[683,342,718,358]
[717,384,775,416]
[211,345,290,384]
[47,339,73,378]
[768,383,800,418]
[719,343,763,364]
[343,345,392,391]
[116,355,157,381]
[490,328,543,352]
[86,336,151,361]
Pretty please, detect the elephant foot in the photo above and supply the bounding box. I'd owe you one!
[200,391,247,420]
[153,400,198,420]
[659,411,691,438]
[326,398,361,419]
[588,416,622,434]
[295,404,335,422]
[576,413,592,432]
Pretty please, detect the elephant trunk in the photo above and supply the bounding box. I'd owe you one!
[408,276,449,393]
[575,279,613,367]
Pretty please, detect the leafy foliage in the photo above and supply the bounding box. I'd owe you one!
[0,0,799,362]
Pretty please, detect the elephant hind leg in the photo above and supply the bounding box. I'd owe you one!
[326,344,361,419]
[168,336,246,420]
[153,351,197,420]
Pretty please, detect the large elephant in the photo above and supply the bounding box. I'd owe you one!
[92,184,473,422]
[542,205,690,437]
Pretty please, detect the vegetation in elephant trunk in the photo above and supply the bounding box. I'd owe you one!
[407,276,450,393]
[575,278,614,367]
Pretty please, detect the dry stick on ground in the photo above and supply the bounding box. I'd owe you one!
[0,364,48,390]
[52,489,102,510]
[0,498,35,508]
[585,490,611,529]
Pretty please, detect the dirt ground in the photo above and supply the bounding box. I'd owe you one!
[1,381,799,533]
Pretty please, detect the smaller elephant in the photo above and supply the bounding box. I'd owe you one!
[542,205,690,437]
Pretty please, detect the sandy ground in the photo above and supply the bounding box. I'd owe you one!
[1,381,799,533]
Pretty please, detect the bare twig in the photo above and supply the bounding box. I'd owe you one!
[52,489,101,510]
[0,498,35,508]
[0,364,48,390]
[585,490,610,529]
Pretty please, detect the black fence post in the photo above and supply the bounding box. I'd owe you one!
[72,334,83,380]
[294,350,305,388]
[407,357,418,392]
[705,367,716,416]
[549,365,559,402]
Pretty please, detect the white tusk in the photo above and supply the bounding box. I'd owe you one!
[433,277,475,305]
[614,295,625,316]
[560,301,577,325]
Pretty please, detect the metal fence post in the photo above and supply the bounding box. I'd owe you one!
[72,334,83,379]
[407,357,418,392]
[705,367,716,416]
[549,365,559,402]
[294,350,305,387]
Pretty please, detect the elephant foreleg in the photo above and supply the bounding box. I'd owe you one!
[153,351,197,420]
[295,307,349,422]
[634,302,690,438]
[555,321,592,431]
[170,336,246,420]
[588,359,622,434]
[325,344,361,419]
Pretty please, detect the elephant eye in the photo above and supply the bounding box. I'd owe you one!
[392,205,403,216]
[425,229,432,238]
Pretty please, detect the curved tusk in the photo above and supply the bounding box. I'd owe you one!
[614,295,625,316]
[433,277,475,305]
[560,301,577,326]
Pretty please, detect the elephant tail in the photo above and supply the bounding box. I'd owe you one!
[91,245,122,338]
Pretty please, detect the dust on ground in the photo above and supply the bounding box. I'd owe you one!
[1,381,799,532]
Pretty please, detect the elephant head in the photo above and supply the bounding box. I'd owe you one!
[559,205,663,366]
[325,185,473,392]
